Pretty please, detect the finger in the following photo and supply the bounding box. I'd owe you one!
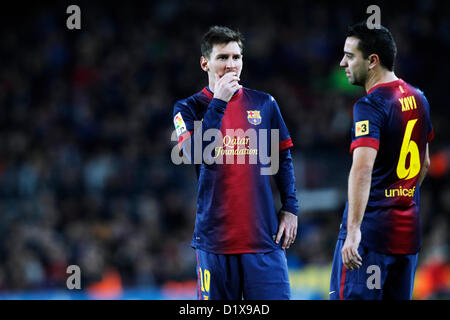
[352,258,362,268]
[350,255,362,269]
[344,259,351,270]
[347,252,358,269]
[341,248,347,263]
[290,235,295,245]
[287,227,294,244]
[282,229,291,249]
[344,255,351,270]
[350,248,362,266]
[229,82,241,90]
[351,261,360,270]
[216,73,237,85]
[222,71,238,77]
[222,73,240,83]
[342,249,350,269]
[283,228,291,249]
[225,80,241,90]
[275,224,285,244]
[353,248,363,263]
[221,80,240,92]
[348,256,357,269]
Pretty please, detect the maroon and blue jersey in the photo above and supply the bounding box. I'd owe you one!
[338,79,434,254]
[173,87,298,254]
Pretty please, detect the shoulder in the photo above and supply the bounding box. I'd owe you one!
[404,81,429,104]
[354,92,388,116]
[352,94,387,124]
[361,90,386,107]
[173,89,209,114]
[402,80,423,95]
[174,96,191,110]
[354,95,378,111]
[242,87,275,104]
[174,90,201,108]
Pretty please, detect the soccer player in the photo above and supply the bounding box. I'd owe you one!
[329,22,434,300]
[172,26,298,300]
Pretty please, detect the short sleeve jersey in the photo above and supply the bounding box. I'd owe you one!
[338,79,434,254]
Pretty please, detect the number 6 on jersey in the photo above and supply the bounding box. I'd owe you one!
[396,118,420,180]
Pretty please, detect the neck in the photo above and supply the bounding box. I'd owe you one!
[208,74,215,93]
[365,69,398,93]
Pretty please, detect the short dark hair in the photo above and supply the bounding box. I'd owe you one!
[347,22,397,71]
[201,26,244,58]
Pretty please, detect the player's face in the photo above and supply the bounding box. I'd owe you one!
[205,41,243,79]
[340,37,368,86]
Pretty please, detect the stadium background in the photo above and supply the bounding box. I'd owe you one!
[0,0,448,299]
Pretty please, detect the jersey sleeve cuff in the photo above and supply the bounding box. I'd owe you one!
[279,137,294,151]
[350,137,379,154]
[209,98,228,112]
[281,203,298,216]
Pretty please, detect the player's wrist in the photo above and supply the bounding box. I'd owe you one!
[213,91,233,102]
[210,98,228,110]
[280,207,297,216]
[212,95,229,103]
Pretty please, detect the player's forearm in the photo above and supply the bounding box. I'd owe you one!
[347,164,372,231]
[417,164,429,187]
[418,144,430,187]
[182,98,228,162]
[202,98,228,131]
[274,149,298,215]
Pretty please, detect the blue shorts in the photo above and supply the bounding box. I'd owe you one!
[195,249,290,300]
[329,239,418,300]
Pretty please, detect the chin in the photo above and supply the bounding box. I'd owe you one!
[350,77,364,87]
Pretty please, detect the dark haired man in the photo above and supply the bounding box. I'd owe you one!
[172,26,298,300]
[329,22,434,300]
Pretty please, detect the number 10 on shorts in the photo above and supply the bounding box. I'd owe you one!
[198,267,211,299]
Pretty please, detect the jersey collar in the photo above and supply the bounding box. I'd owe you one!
[367,79,404,94]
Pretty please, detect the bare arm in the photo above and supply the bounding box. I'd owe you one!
[347,147,377,231]
[418,143,430,187]
[341,146,377,270]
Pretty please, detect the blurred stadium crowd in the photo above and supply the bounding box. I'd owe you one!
[0,1,448,298]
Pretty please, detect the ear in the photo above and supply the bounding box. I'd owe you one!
[368,53,379,70]
[200,56,209,72]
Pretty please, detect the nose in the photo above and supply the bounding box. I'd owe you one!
[226,57,236,70]
[340,56,347,67]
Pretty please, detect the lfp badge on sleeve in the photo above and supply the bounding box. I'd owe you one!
[247,110,262,125]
